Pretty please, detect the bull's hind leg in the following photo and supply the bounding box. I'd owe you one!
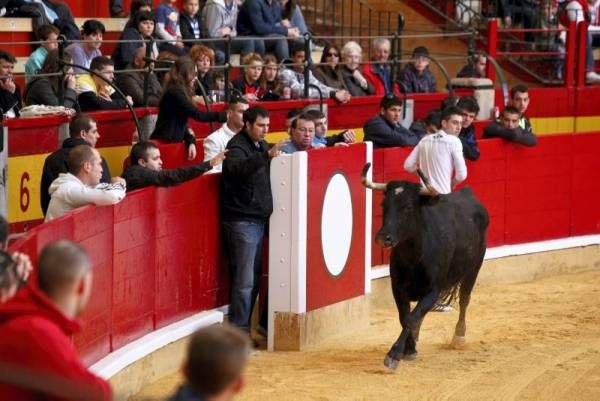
[452,272,478,348]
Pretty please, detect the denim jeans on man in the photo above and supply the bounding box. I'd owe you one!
[222,220,265,333]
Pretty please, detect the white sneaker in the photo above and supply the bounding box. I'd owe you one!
[586,71,600,84]
[431,303,454,312]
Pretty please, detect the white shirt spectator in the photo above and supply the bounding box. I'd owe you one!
[403,130,467,194]
[203,122,236,174]
[45,173,126,221]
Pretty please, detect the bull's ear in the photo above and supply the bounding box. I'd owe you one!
[394,187,404,195]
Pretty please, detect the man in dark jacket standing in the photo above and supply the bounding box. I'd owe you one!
[220,106,283,334]
[122,141,227,191]
[363,94,421,148]
[40,113,112,216]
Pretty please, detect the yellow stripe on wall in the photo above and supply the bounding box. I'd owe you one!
[530,117,575,136]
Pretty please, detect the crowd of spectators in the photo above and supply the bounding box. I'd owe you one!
[0,1,553,399]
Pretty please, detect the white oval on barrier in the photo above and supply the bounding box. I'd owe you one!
[321,173,353,277]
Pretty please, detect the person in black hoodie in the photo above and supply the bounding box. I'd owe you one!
[151,57,227,160]
[40,114,112,216]
[24,50,79,112]
[220,106,284,334]
[0,50,21,118]
[122,141,227,191]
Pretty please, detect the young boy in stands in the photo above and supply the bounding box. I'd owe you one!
[303,108,356,147]
[156,0,185,49]
[168,323,250,401]
[122,141,227,191]
[77,56,133,111]
[399,46,437,94]
[24,24,59,81]
[456,96,481,161]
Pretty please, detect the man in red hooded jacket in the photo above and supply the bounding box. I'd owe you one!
[0,240,112,401]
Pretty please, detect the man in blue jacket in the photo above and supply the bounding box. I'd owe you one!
[363,94,421,148]
[237,0,300,61]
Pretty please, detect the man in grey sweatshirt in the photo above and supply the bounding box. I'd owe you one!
[201,0,255,58]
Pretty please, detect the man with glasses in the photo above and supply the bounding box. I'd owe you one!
[281,113,318,153]
[399,46,437,94]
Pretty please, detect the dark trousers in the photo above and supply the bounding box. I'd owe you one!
[222,220,265,333]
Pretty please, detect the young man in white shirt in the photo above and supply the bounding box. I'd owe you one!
[404,105,467,195]
[46,145,126,221]
[203,96,249,173]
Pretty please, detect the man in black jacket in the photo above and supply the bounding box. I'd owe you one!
[122,141,227,191]
[0,50,21,118]
[40,114,113,216]
[482,106,537,146]
[456,96,481,161]
[220,106,283,334]
[363,94,421,148]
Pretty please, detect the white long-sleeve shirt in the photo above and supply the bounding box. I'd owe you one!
[203,122,237,174]
[403,130,467,195]
[45,173,126,221]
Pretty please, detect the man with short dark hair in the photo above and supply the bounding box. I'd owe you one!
[45,145,126,221]
[0,50,22,118]
[456,96,481,161]
[220,106,284,334]
[77,56,132,111]
[482,106,537,146]
[40,113,114,216]
[122,141,227,191]
[168,323,250,401]
[203,97,250,173]
[508,84,535,135]
[404,106,467,195]
[457,51,487,78]
[303,108,356,147]
[363,94,421,148]
[0,240,112,400]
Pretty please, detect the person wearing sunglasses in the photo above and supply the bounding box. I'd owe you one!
[313,43,347,90]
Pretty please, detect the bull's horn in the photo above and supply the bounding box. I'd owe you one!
[416,168,439,197]
[361,163,387,191]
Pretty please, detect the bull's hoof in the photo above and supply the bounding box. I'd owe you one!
[402,351,417,361]
[384,355,400,370]
[450,335,466,349]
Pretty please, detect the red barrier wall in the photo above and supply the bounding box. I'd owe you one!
[9,174,228,366]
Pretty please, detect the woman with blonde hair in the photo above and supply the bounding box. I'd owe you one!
[340,41,374,97]
[231,52,264,101]
[151,57,227,160]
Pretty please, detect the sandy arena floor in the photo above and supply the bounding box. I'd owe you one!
[131,270,600,401]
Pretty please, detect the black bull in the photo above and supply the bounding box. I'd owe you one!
[361,163,489,370]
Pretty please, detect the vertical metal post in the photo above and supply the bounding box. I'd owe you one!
[341,0,345,40]
[575,21,588,87]
[378,11,382,38]
[350,0,354,41]
[368,8,372,59]
[57,36,66,105]
[565,20,577,88]
[224,36,232,102]
[486,18,498,83]
[303,33,312,99]
[142,38,153,107]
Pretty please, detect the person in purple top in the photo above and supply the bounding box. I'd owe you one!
[65,20,105,73]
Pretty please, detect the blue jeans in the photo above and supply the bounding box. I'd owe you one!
[222,220,265,333]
